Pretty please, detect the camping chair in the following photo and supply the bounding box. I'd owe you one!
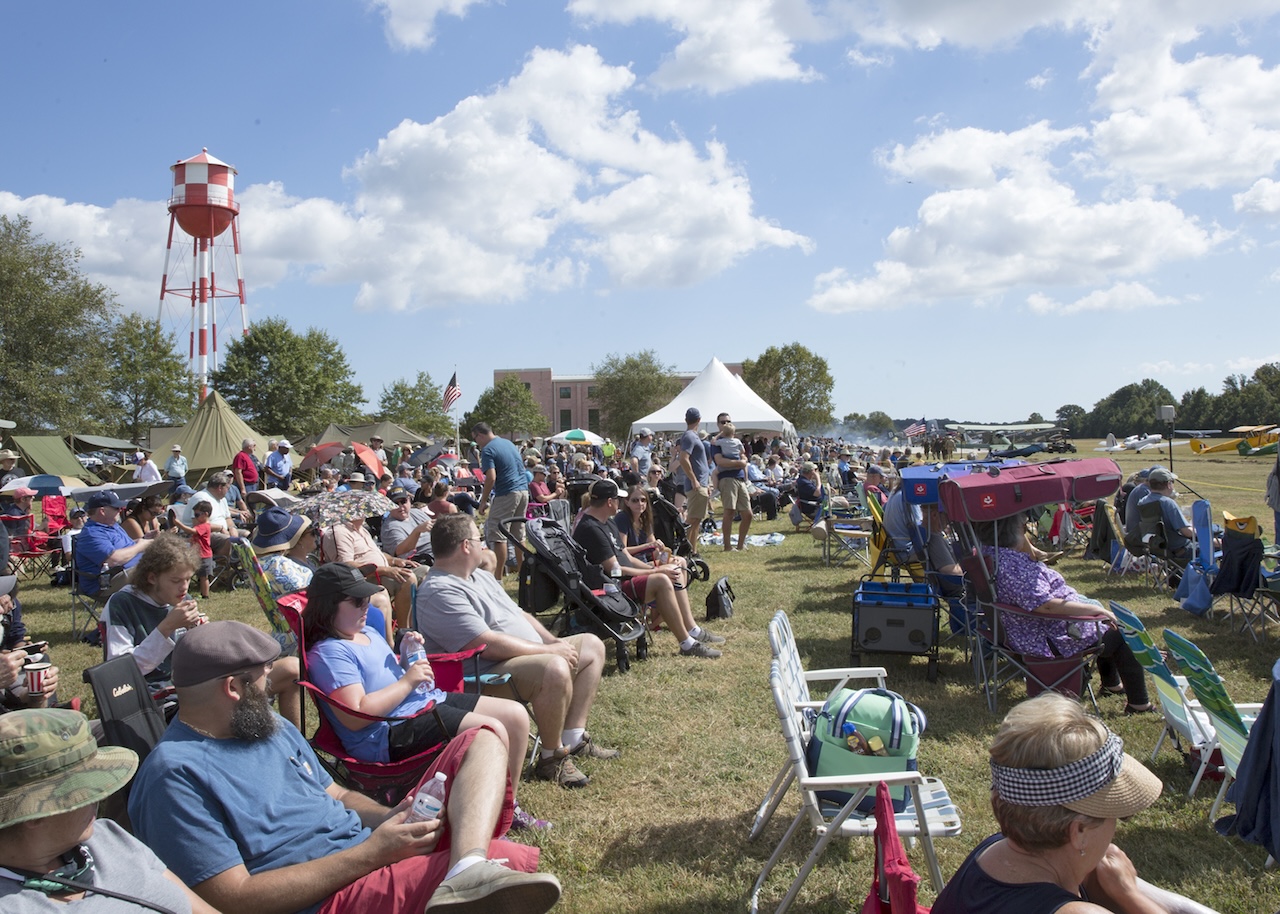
[1210,519,1272,639]
[864,496,924,584]
[42,494,69,536]
[750,610,887,841]
[81,654,170,830]
[748,661,961,914]
[1109,602,1217,796]
[1102,502,1142,577]
[67,535,109,639]
[1137,501,1178,591]
[1163,629,1264,819]
[956,547,1102,715]
[279,593,477,804]
[5,514,59,579]
[231,541,298,656]
[811,496,871,568]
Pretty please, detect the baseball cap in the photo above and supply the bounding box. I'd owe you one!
[387,486,411,502]
[531,465,547,475]
[11,486,36,498]
[171,620,282,688]
[85,490,126,512]
[307,562,383,603]
[1147,467,1177,485]
[0,710,137,827]
[277,439,293,450]
[590,478,627,500]
[685,407,701,422]
[638,427,653,437]
[0,575,15,598]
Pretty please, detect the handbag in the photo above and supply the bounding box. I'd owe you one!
[705,575,734,620]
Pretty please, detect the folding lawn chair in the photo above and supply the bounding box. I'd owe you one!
[864,497,923,584]
[1102,502,1143,577]
[1109,602,1217,796]
[811,495,871,568]
[1137,501,1178,592]
[1163,630,1264,819]
[231,541,299,655]
[5,513,59,579]
[1210,518,1272,639]
[748,661,961,914]
[67,535,109,639]
[750,610,887,841]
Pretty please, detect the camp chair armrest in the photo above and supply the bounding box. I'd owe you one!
[1235,703,1264,712]
[427,645,486,664]
[804,666,887,683]
[793,700,825,711]
[799,770,925,791]
[296,681,439,724]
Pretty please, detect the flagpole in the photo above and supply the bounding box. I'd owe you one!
[452,365,459,457]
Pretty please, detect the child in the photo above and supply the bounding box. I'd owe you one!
[171,501,214,597]
[165,484,195,532]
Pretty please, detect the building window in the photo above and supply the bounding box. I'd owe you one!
[560,409,572,431]
[559,386,571,399]
[587,386,598,399]
[587,409,600,434]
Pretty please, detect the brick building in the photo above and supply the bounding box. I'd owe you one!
[495,364,743,435]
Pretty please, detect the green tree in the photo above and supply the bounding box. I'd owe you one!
[1211,364,1280,429]
[377,371,452,439]
[1083,379,1175,439]
[0,215,118,434]
[1055,404,1086,435]
[463,375,548,439]
[212,317,365,439]
[741,343,835,432]
[590,351,681,443]
[1177,387,1215,430]
[864,410,895,436]
[1026,411,1045,424]
[842,413,867,430]
[106,313,196,443]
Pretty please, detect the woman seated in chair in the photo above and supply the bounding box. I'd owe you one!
[976,516,1152,714]
[933,693,1213,914]
[120,495,164,541]
[103,533,303,729]
[615,486,687,571]
[301,563,546,830]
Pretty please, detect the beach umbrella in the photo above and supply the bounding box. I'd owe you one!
[291,489,394,528]
[1,474,82,497]
[298,441,386,480]
[550,429,604,446]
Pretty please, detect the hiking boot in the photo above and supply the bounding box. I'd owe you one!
[533,751,591,788]
[680,641,722,659]
[569,731,620,760]
[510,804,553,830]
[694,628,726,645]
[426,860,561,913]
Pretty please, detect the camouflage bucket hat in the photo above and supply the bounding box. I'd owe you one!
[0,709,137,827]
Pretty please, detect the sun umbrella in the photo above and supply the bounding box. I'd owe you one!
[291,489,395,528]
[550,429,604,446]
[0,474,82,497]
[298,441,387,481]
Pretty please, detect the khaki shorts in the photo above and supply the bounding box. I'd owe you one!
[684,485,710,527]
[485,491,529,546]
[719,477,753,512]
[480,633,595,702]
[376,563,430,598]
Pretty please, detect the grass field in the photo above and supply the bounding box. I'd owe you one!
[12,446,1280,913]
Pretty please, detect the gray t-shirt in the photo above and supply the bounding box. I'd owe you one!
[677,429,709,491]
[0,818,192,913]
[380,508,433,560]
[416,568,541,672]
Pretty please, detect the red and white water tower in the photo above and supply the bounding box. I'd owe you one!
[157,148,249,399]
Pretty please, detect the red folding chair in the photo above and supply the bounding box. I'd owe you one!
[5,513,59,579]
[276,592,488,804]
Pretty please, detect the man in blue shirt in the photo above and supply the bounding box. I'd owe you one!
[74,490,152,596]
[130,619,558,914]
[473,422,529,580]
[1135,468,1195,561]
[676,408,710,554]
[264,439,294,491]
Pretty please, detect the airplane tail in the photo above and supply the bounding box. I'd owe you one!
[1190,438,1208,454]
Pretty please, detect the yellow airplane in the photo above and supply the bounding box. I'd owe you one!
[1189,424,1278,454]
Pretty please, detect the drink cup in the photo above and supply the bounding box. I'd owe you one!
[24,661,51,694]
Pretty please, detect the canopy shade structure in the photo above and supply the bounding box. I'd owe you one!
[293,421,431,455]
[71,433,139,452]
[153,391,265,486]
[9,436,93,482]
[629,357,797,439]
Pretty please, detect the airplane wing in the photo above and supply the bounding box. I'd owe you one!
[1135,439,1188,452]
[946,422,1056,432]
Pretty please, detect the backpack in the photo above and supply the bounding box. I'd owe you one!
[805,687,926,813]
[705,575,734,621]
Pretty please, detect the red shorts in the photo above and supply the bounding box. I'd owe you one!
[620,574,650,602]
[317,726,539,914]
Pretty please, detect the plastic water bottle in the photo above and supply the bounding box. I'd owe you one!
[604,565,622,594]
[400,638,432,694]
[405,772,448,823]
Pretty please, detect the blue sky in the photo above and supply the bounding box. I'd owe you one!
[4,1,1280,429]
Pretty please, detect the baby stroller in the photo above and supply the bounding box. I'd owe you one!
[505,516,648,672]
[648,492,711,583]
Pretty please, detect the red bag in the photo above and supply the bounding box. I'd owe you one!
[860,781,930,914]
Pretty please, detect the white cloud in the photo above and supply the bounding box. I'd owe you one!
[1227,352,1280,373]
[1028,282,1180,315]
[1136,359,1214,375]
[365,0,485,50]
[1,46,809,313]
[1026,69,1053,90]
[848,47,892,68]
[1235,177,1280,215]
[878,120,1087,188]
[568,0,821,92]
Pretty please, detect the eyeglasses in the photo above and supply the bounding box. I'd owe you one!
[340,596,371,609]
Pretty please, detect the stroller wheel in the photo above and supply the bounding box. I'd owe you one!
[635,635,649,661]
[691,558,711,582]
[615,639,630,674]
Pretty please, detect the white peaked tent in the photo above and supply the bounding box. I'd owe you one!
[629,358,798,439]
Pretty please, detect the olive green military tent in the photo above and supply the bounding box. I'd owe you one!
[149,391,265,487]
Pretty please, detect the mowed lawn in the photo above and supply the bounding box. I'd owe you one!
[13,446,1280,913]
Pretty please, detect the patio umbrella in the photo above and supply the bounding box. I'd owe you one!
[408,443,445,468]
[550,429,604,446]
[1,474,82,497]
[291,489,394,528]
[297,441,387,480]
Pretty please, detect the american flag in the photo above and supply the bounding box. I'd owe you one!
[903,419,926,438]
[442,372,461,412]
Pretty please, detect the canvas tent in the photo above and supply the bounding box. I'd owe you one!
[150,391,265,486]
[71,433,138,453]
[9,436,93,481]
[629,357,798,439]
[294,421,431,455]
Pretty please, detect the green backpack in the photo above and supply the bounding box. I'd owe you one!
[804,687,926,812]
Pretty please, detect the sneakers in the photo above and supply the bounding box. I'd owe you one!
[568,731,620,760]
[426,860,561,913]
[694,628,726,645]
[680,640,722,659]
[533,751,591,788]
[510,804,552,830]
